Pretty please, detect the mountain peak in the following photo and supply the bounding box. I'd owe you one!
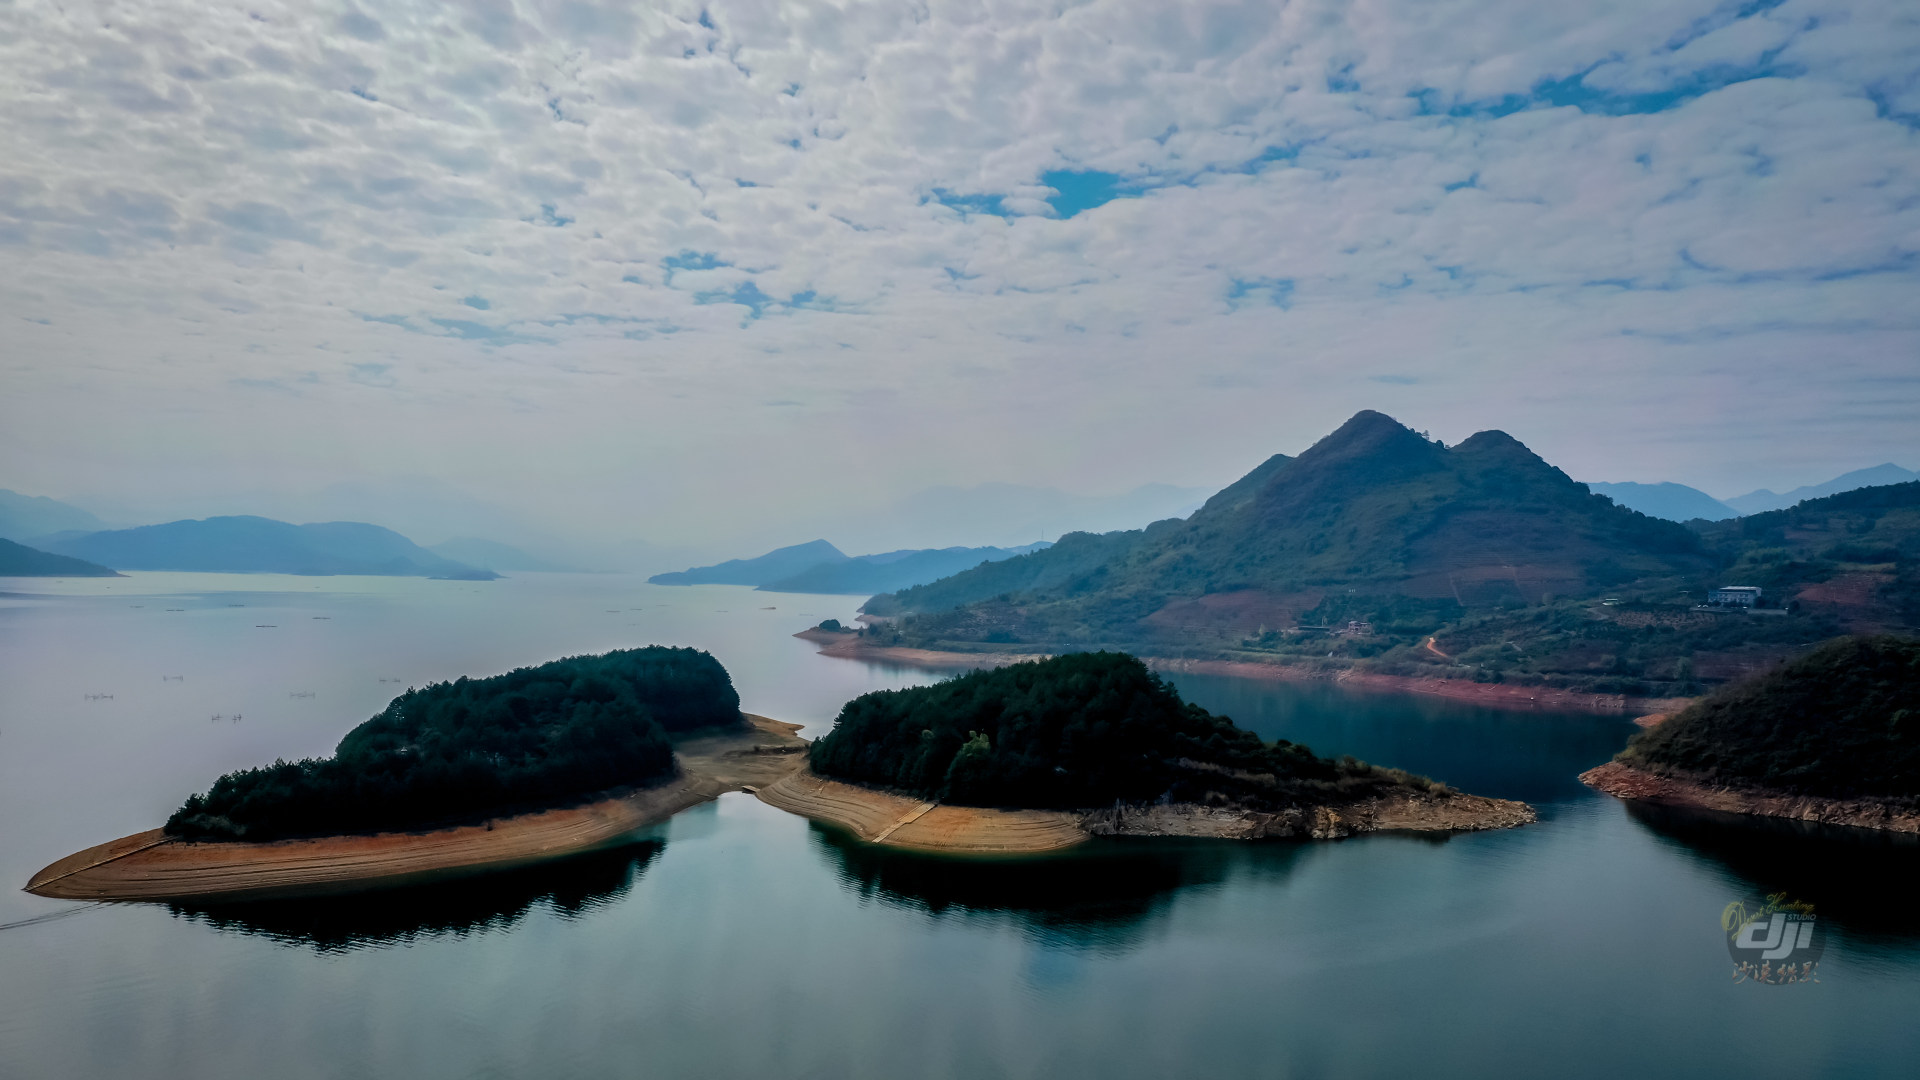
[1297,410,1436,463]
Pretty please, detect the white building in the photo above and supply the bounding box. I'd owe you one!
[1708,586,1763,608]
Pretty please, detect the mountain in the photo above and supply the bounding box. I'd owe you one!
[869,411,1710,641]
[428,537,579,573]
[758,543,1050,595]
[0,538,121,577]
[44,517,496,578]
[1586,482,1738,522]
[647,540,849,586]
[0,489,111,542]
[1724,464,1920,517]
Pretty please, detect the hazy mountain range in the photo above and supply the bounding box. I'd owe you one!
[648,539,1052,594]
[40,517,496,579]
[1586,463,1918,522]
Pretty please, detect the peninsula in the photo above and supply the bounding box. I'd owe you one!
[27,648,809,902]
[1582,635,1920,832]
[756,652,1533,853]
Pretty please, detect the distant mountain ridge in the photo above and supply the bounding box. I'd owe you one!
[867,411,1710,639]
[759,543,1050,594]
[648,540,850,586]
[1586,482,1738,522]
[0,489,111,542]
[1724,464,1920,517]
[0,537,121,577]
[45,517,496,578]
[649,539,1052,594]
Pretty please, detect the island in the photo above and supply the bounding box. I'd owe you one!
[26,647,808,902]
[1582,635,1920,832]
[755,652,1535,854]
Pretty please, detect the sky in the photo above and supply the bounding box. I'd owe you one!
[2,0,1916,554]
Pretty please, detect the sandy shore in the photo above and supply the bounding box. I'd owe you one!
[802,635,1693,716]
[25,714,809,903]
[1580,761,1920,833]
[756,769,1090,854]
[756,766,1534,853]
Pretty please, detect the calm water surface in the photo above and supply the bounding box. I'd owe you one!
[1,573,1916,1079]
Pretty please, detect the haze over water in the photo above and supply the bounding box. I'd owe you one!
[2,573,1916,1079]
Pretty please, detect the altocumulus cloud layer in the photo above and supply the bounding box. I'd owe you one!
[1,0,1916,544]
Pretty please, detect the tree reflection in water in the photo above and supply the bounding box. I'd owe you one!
[1624,801,1920,946]
[168,840,663,952]
[808,825,1319,953]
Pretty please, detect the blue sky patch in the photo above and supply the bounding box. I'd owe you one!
[694,280,773,318]
[1040,170,1134,218]
[461,295,489,310]
[931,189,1012,218]
[1227,277,1294,309]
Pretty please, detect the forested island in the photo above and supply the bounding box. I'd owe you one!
[29,648,811,902]
[760,652,1534,852]
[170,647,743,841]
[1583,635,1920,831]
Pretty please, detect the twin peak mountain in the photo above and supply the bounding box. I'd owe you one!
[866,410,1709,632]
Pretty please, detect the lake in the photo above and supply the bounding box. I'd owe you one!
[2,573,1916,1079]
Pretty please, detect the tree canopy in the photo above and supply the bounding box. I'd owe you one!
[1621,635,1920,802]
[809,651,1430,810]
[168,646,742,841]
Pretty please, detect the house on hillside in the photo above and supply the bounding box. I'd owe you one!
[1708,586,1763,608]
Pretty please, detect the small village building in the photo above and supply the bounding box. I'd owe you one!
[1708,586,1763,608]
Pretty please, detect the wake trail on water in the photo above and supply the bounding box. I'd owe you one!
[0,903,104,933]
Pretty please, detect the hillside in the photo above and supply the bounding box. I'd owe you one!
[1690,480,1920,630]
[45,516,495,578]
[0,537,121,577]
[836,412,1916,699]
[870,411,1707,638]
[1613,635,1920,804]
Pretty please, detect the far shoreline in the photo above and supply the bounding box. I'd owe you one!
[796,630,1693,717]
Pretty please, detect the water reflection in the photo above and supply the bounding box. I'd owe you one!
[809,825,1311,952]
[169,841,663,952]
[1162,672,1637,805]
[1624,801,1920,945]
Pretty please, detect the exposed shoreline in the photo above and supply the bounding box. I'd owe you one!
[25,714,810,903]
[801,633,1692,716]
[1579,761,1920,833]
[756,765,1535,853]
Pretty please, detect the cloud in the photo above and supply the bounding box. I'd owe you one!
[0,0,1915,545]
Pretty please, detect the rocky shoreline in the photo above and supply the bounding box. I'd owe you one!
[1579,761,1920,834]
[757,766,1535,853]
[801,632,1692,716]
